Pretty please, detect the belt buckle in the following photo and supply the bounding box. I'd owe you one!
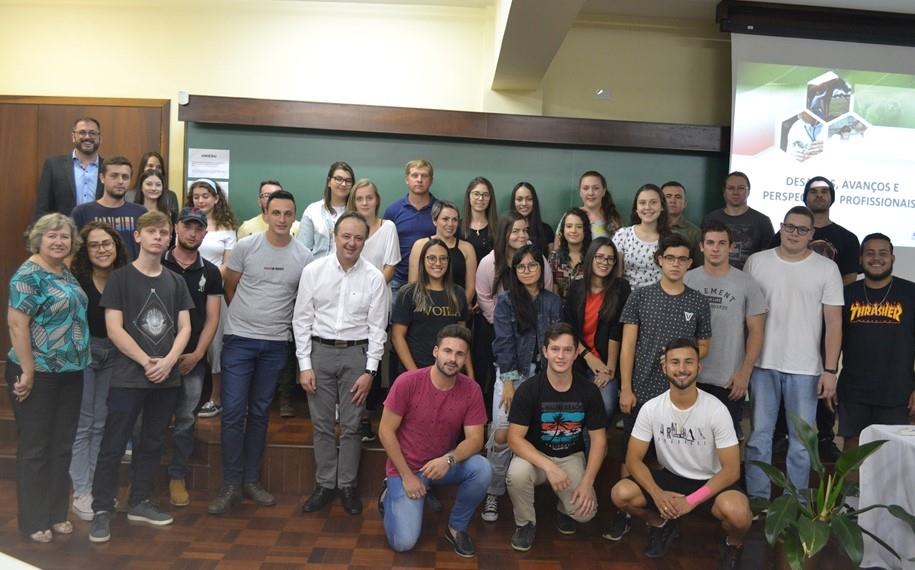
[333,339,347,348]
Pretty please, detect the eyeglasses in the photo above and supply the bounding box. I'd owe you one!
[88,240,115,251]
[424,255,449,265]
[594,254,616,264]
[515,262,541,273]
[661,255,691,264]
[259,192,273,199]
[781,223,812,236]
[331,175,354,186]
[470,191,489,200]
[73,130,100,138]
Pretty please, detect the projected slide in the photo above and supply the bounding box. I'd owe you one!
[731,63,915,247]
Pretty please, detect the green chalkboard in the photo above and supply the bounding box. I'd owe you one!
[184,123,728,226]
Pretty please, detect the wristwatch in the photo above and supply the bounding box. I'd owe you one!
[824,368,838,374]
[446,454,456,468]
[364,369,377,377]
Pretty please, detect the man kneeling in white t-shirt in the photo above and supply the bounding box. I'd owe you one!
[610,337,751,569]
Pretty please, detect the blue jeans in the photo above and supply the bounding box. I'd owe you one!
[744,367,818,499]
[384,454,492,552]
[220,335,289,485]
[70,337,115,497]
[168,361,206,480]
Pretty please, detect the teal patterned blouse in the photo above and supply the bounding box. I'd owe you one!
[7,260,90,373]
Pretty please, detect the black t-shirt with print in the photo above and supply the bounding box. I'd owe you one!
[840,277,915,406]
[392,285,468,368]
[508,370,608,458]
[100,264,195,389]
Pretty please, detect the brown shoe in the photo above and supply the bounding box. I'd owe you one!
[170,479,190,507]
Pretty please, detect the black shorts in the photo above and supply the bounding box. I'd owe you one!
[837,400,911,438]
[631,468,742,518]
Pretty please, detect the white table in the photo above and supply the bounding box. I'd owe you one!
[859,424,915,570]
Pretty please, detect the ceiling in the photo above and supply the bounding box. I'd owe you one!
[579,0,915,20]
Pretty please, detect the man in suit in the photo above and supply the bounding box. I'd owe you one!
[34,117,104,218]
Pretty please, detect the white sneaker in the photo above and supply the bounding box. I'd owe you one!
[72,494,94,521]
[481,493,499,522]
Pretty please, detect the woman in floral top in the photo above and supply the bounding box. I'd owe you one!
[6,213,89,543]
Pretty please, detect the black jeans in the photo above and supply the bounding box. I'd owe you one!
[92,386,179,512]
[5,364,82,535]
[697,383,744,436]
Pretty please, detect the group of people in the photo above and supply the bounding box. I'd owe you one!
[7,117,913,568]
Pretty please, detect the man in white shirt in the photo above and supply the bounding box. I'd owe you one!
[743,206,843,502]
[294,212,388,515]
[610,338,751,569]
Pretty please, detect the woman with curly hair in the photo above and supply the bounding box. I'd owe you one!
[68,221,129,522]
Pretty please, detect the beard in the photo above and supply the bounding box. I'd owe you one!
[669,374,698,391]
[863,265,892,281]
[435,359,460,379]
[176,236,200,251]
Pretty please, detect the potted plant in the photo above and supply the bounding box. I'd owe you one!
[750,415,915,570]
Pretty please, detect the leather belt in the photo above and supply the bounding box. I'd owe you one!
[312,336,368,348]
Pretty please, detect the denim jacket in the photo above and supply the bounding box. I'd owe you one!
[492,289,563,383]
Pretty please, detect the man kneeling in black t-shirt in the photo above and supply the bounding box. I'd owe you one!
[610,338,751,568]
[505,322,607,551]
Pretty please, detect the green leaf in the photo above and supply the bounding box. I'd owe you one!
[797,517,830,557]
[783,532,805,570]
[831,515,864,564]
[860,527,902,561]
[749,460,791,490]
[789,413,823,477]
[887,504,915,532]
[766,494,798,545]
[834,440,887,477]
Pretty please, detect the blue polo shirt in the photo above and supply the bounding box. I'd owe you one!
[383,193,438,283]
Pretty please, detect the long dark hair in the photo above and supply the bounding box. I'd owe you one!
[323,161,355,215]
[579,170,622,231]
[461,176,497,237]
[510,182,549,250]
[404,238,460,315]
[629,183,671,236]
[71,221,129,282]
[506,244,544,334]
[579,237,624,321]
[492,211,527,294]
[134,169,172,217]
[557,207,592,256]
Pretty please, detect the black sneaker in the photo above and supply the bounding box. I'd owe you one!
[243,482,276,506]
[644,520,679,559]
[444,526,476,558]
[359,418,377,442]
[89,511,111,543]
[207,484,242,515]
[556,511,576,535]
[719,537,744,570]
[601,511,631,541]
[511,523,536,552]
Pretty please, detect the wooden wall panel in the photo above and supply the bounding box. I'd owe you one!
[0,104,39,361]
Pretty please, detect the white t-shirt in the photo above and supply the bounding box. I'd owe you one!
[744,248,844,375]
[199,229,236,269]
[632,389,738,481]
[612,225,660,289]
[359,219,401,273]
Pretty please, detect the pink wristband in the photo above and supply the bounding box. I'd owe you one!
[685,485,711,506]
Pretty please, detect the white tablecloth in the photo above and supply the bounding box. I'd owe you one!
[859,424,915,570]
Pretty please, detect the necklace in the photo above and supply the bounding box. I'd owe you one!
[864,277,893,305]
[669,393,697,432]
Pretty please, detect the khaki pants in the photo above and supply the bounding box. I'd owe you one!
[505,451,596,526]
